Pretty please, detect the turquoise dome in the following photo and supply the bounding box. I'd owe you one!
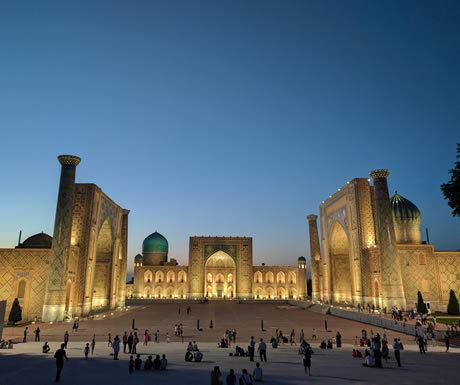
[391,192,421,221]
[142,232,168,254]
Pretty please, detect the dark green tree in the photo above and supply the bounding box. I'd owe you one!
[416,291,428,314]
[441,142,460,216]
[8,298,22,325]
[447,289,460,315]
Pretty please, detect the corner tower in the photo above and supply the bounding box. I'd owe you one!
[42,155,81,322]
[369,169,406,309]
[307,214,321,301]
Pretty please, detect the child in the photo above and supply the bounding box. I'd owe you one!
[84,343,90,359]
[129,355,134,374]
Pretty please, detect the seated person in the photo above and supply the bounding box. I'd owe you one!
[187,342,193,351]
[192,341,199,351]
[352,349,357,358]
[185,350,194,362]
[160,354,167,370]
[362,350,375,367]
[193,351,203,362]
[0,340,6,349]
[327,340,333,349]
[320,340,327,349]
[253,362,263,382]
[270,336,278,349]
[356,349,363,358]
[234,345,245,356]
[8,340,13,349]
[153,355,161,370]
[42,342,50,353]
[219,338,228,348]
[144,355,153,370]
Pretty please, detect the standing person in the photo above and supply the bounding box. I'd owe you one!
[129,356,134,374]
[258,338,267,362]
[248,336,255,362]
[303,343,312,376]
[226,369,237,385]
[160,354,168,370]
[113,335,120,360]
[127,332,133,353]
[54,343,68,382]
[143,330,149,346]
[336,331,342,348]
[444,333,450,352]
[290,329,296,345]
[166,332,171,343]
[91,334,96,355]
[392,338,402,367]
[107,333,112,347]
[23,327,28,343]
[299,329,305,343]
[84,343,90,359]
[122,332,128,353]
[132,332,139,353]
[134,354,142,370]
[417,335,426,354]
[211,366,221,385]
[324,319,328,331]
[34,327,41,342]
[312,328,317,339]
[63,331,69,348]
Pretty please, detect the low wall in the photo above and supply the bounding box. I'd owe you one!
[0,300,6,340]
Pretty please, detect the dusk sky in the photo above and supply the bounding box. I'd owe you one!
[1,1,459,272]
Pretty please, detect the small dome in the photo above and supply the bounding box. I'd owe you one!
[17,232,52,249]
[142,232,168,254]
[298,256,306,262]
[391,192,421,221]
[134,254,143,263]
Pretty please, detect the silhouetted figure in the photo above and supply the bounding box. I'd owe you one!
[34,327,40,342]
[129,355,134,374]
[134,354,142,370]
[54,343,68,382]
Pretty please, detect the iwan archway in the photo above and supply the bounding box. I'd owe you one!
[204,251,236,299]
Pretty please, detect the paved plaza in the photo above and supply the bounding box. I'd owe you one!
[1,303,458,385]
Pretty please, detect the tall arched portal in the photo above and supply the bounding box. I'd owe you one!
[330,221,353,303]
[92,219,114,308]
[204,251,236,299]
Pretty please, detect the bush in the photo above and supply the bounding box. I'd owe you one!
[447,290,460,315]
[416,291,428,314]
[8,298,22,325]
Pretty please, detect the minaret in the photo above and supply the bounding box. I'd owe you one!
[369,169,406,309]
[307,214,321,301]
[42,155,81,322]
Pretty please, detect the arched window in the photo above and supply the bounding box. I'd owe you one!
[207,273,213,283]
[215,273,225,283]
[144,270,153,283]
[227,273,233,283]
[155,271,164,283]
[254,271,263,283]
[265,271,274,284]
[276,271,286,284]
[288,272,296,284]
[178,271,187,283]
[167,271,175,283]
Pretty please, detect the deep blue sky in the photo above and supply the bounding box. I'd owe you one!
[1,1,459,270]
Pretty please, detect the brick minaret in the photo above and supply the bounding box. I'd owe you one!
[369,169,406,309]
[42,155,80,321]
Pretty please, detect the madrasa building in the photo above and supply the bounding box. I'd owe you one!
[127,234,307,300]
[307,169,460,312]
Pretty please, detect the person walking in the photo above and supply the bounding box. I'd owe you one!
[23,327,28,343]
[417,335,426,354]
[91,334,96,355]
[248,336,255,362]
[132,332,139,353]
[34,327,41,342]
[444,333,450,352]
[113,335,120,360]
[392,338,402,367]
[127,332,133,353]
[54,343,68,382]
[122,332,128,353]
[107,333,112,347]
[324,319,328,331]
[258,338,267,362]
[63,331,69,348]
[299,329,305,343]
[290,329,296,346]
[336,331,342,348]
[143,330,149,346]
[303,343,312,376]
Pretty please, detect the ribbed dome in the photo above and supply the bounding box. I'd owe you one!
[391,192,421,221]
[134,254,143,263]
[17,232,52,249]
[298,256,306,262]
[142,232,168,254]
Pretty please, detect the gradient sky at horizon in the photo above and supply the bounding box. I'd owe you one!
[0,1,459,273]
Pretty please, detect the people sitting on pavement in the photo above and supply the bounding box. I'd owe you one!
[185,350,194,361]
[219,338,228,348]
[193,350,203,362]
[320,340,327,349]
[270,336,278,348]
[42,342,50,353]
[327,340,333,349]
[362,349,375,367]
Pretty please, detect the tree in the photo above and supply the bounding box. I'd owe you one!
[8,298,22,325]
[447,290,460,315]
[441,141,460,216]
[416,291,428,314]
